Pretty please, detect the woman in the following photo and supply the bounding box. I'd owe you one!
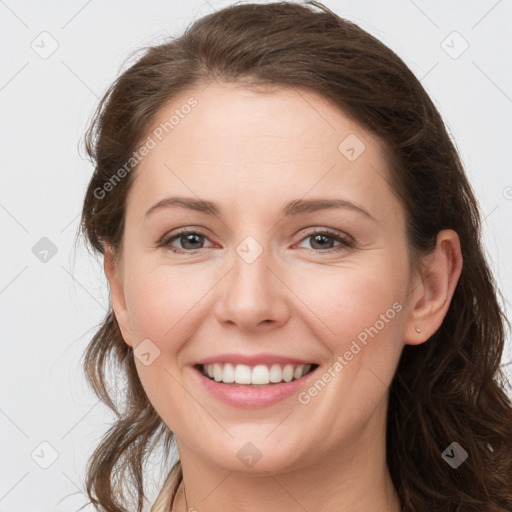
[78,1,512,511]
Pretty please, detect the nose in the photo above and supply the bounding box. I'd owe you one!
[213,243,291,332]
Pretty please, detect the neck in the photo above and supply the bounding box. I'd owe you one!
[171,403,400,512]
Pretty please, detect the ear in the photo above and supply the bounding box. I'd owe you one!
[403,229,463,345]
[103,244,134,347]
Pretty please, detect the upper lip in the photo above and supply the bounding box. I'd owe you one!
[194,353,317,367]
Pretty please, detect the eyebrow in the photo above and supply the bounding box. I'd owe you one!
[145,196,376,222]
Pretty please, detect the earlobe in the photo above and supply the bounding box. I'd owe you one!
[404,229,463,346]
[103,244,134,347]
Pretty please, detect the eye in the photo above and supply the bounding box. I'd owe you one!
[160,229,214,254]
[295,228,355,253]
[159,227,355,255]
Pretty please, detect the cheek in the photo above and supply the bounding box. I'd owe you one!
[122,263,210,429]
[295,266,406,426]
[302,257,408,380]
[124,261,209,348]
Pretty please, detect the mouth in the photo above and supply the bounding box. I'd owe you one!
[193,362,319,388]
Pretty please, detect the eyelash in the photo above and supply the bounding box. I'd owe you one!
[159,228,355,255]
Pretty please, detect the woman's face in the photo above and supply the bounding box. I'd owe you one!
[108,81,425,474]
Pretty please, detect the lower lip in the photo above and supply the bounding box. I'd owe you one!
[193,366,318,408]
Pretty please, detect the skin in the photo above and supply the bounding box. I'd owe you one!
[104,80,463,512]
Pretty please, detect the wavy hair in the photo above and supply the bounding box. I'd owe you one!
[77,1,512,510]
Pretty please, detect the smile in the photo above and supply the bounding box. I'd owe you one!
[198,362,315,386]
[192,356,320,408]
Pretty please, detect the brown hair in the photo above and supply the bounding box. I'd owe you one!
[77,1,512,510]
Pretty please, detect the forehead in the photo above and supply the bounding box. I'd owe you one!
[145,81,378,159]
[126,81,400,224]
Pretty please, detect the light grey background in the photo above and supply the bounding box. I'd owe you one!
[1,1,511,510]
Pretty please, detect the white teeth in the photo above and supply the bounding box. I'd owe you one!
[202,362,313,385]
[213,363,222,382]
[252,365,269,385]
[282,364,295,382]
[223,363,235,383]
[234,364,252,384]
[269,363,283,383]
